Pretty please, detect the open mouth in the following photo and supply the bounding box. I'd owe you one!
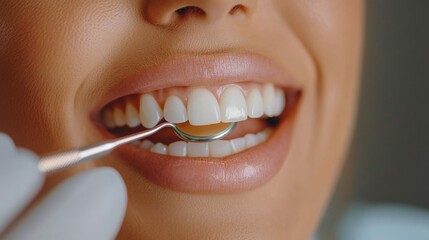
[93,54,301,193]
[101,83,292,157]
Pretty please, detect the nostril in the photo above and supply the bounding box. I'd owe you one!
[175,6,206,18]
[146,2,254,27]
[229,4,247,15]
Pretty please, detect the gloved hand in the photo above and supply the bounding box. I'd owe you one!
[0,133,127,240]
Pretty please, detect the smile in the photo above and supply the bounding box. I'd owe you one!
[102,83,285,157]
[93,53,301,193]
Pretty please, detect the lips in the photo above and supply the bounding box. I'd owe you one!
[92,53,301,193]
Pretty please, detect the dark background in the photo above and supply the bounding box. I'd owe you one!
[318,0,429,237]
[352,0,429,209]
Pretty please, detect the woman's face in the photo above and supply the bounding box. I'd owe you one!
[0,0,363,239]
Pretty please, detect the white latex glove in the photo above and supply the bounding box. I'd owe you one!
[0,133,127,240]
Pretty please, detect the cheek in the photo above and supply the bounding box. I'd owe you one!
[270,0,364,234]
[276,0,363,76]
[274,1,364,143]
[0,1,134,151]
[276,0,364,147]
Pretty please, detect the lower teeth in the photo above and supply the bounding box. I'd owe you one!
[132,128,273,158]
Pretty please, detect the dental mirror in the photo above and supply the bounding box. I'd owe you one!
[39,121,237,173]
[173,122,237,142]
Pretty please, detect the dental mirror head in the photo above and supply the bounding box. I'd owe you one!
[172,122,237,142]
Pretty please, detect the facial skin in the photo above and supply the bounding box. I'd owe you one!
[0,0,363,239]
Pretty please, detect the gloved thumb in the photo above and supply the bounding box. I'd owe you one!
[4,167,127,240]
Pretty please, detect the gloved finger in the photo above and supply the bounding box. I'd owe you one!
[4,167,127,240]
[0,133,16,160]
[0,148,44,233]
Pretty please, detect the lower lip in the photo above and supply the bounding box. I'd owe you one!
[112,111,295,193]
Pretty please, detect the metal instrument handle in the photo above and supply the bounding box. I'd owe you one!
[38,122,174,174]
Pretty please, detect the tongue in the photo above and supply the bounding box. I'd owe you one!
[109,118,268,144]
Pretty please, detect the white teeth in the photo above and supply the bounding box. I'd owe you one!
[263,84,276,117]
[150,142,167,155]
[256,128,272,142]
[230,137,246,153]
[246,89,264,118]
[139,94,163,128]
[140,140,154,150]
[244,133,259,148]
[187,142,209,157]
[103,85,286,129]
[168,141,187,157]
[163,96,187,123]
[220,86,248,122]
[273,88,286,116]
[103,109,115,129]
[209,140,233,157]
[125,103,140,128]
[133,128,273,157]
[113,107,126,127]
[187,88,221,126]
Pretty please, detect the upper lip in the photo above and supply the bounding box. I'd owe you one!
[91,52,300,120]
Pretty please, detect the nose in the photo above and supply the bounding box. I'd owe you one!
[144,0,257,26]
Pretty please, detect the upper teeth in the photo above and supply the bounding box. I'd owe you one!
[102,83,286,129]
[163,96,188,124]
[187,88,221,126]
[220,86,248,123]
[139,94,163,128]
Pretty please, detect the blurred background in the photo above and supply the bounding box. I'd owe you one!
[317,1,429,239]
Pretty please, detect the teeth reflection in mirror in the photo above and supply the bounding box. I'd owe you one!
[163,96,187,123]
[113,107,126,127]
[220,86,248,122]
[187,142,209,157]
[125,103,140,128]
[187,88,221,126]
[263,83,276,117]
[168,141,187,157]
[140,94,163,128]
[209,140,233,157]
[150,142,167,155]
[246,89,264,118]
